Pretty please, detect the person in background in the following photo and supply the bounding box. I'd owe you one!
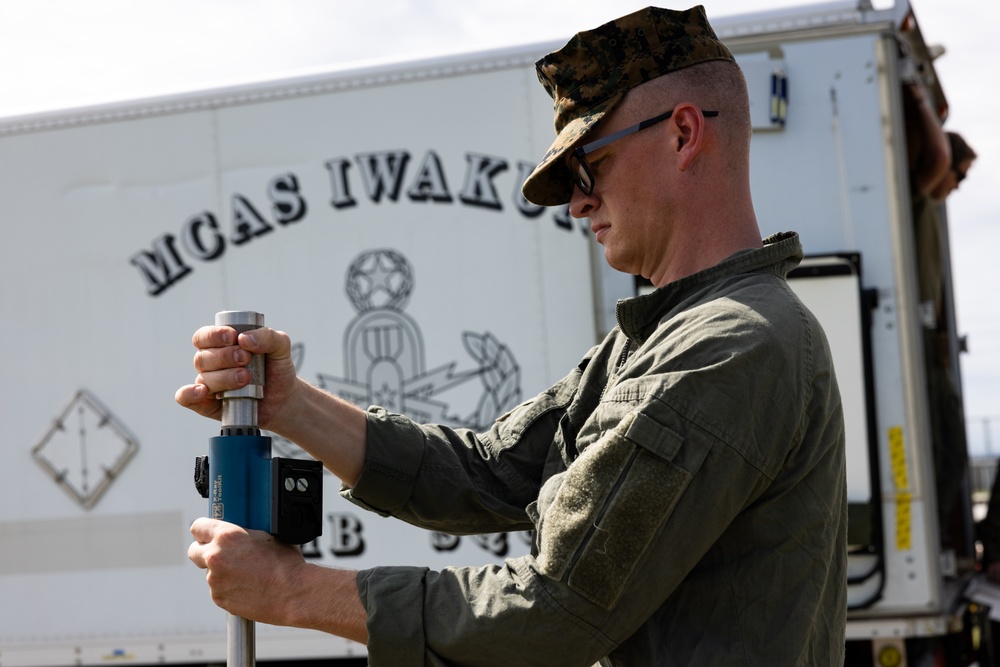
[904,81,978,549]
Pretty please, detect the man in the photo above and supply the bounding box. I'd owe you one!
[182,6,847,665]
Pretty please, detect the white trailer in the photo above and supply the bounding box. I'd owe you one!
[0,1,983,665]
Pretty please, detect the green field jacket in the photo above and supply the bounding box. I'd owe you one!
[343,231,848,666]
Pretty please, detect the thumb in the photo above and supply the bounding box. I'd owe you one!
[190,516,227,543]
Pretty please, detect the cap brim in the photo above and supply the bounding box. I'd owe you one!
[521,92,625,207]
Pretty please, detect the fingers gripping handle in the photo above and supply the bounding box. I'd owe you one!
[215,310,265,433]
[216,310,265,398]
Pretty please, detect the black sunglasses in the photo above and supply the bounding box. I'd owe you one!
[570,107,719,195]
[953,164,967,184]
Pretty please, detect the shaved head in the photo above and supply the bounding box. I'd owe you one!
[619,60,752,166]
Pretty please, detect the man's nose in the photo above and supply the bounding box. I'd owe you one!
[568,185,598,219]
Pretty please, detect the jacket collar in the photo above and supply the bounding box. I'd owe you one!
[616,231,803,343]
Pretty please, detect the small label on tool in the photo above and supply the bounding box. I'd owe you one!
[212,475,224,519]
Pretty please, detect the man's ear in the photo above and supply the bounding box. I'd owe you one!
[672,103,706,171]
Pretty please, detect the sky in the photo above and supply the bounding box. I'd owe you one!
[1,0,997,452]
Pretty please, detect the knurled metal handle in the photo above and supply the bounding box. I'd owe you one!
[215,311,265,401]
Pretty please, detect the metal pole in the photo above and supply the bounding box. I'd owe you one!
[216,310,266,667]
[228,612,255,667]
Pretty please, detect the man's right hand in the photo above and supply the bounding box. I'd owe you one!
[176,323,369,487]
[175,325,300,434]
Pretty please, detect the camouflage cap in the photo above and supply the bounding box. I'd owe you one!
[521,5,734,207]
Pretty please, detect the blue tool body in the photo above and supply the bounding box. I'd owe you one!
[208,434,273,531]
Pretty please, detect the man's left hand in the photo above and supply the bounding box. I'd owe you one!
[188,517,306,626]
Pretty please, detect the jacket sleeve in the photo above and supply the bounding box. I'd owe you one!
[341,352,587,534]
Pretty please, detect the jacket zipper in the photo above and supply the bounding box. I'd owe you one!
[616,339,634,371]
[599,339,634,403]
[564,336,639,578]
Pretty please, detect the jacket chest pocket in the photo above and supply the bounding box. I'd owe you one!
[536,410,708,609]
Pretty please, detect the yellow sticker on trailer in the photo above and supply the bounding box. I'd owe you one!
[888,426,908,490]
[895,492,912,551]
[888,426,911,550]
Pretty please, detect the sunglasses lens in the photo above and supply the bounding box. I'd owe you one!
[571,155,593,194]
